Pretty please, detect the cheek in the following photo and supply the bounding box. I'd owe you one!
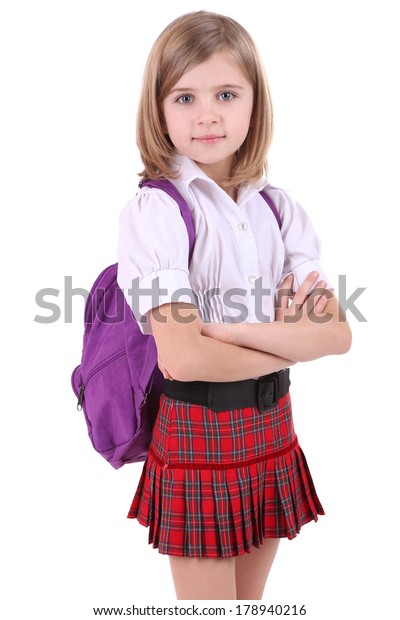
[237,107,253,136]
[163,107,182,136]
[162,105,172,134]
[162,103,176,133]
[165,122,182,142]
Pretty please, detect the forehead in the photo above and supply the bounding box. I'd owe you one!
[171,51,251,89]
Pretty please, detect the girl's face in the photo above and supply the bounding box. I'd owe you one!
[162,51,254,184]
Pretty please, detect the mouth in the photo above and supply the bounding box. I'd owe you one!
[193,135,225,144]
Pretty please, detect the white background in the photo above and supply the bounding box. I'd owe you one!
[1,0,398,618]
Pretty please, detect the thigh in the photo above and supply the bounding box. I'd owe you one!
[235,539,280,600]
[169,556,237,600]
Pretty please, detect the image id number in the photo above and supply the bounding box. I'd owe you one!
[235,605,306,615]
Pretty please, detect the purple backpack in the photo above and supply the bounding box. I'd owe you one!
[71,180,281,469]
[71,180,195,468]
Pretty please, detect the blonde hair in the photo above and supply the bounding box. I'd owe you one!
[136,11,273,188]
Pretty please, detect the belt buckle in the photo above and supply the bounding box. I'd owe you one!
[257,372,279,413]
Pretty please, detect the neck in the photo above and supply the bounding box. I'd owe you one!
[225,186,238,201]
[195,157,232,186]
[194,158,238,201]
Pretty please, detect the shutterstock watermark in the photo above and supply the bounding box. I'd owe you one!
[34,275,367,325]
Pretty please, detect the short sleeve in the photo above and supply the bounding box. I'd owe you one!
[117,188,195,334]
[268,187,333,291]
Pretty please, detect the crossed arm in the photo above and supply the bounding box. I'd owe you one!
[201,272,351,363]
[151,271,352,382]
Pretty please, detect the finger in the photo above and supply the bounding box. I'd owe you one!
[307,280,327,300]
[280,273,294,286]
[307,281,330,316]
[293,271,319,303]
[310,285,328,313]
[292,271,320,314]
[313,294,329,315]
[304,279,325,310]
[276,274,293,309]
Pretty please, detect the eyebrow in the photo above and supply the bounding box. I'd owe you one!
[169,84,245,95]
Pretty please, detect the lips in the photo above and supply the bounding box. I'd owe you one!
[193,135,225,144]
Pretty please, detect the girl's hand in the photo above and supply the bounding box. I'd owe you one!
[201,322,233,344]
[275,272,330,322]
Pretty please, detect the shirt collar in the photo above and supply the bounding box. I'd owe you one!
[171,151,269,202]
[171,152,210,187]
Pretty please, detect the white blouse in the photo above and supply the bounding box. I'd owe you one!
[117,154,331,334]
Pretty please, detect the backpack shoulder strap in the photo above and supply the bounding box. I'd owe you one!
[139,178,195,263]
[259,190,282,229]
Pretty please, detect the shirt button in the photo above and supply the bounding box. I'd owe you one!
[248,275,257,284]
[238,223,248,231]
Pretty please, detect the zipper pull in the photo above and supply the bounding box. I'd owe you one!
[77,385,85,411]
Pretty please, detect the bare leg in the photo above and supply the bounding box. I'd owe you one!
[169,556,237,600]
[235,539,280,600]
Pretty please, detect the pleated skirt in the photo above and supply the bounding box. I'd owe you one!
[128,391,324,558]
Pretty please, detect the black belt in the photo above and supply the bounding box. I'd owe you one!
[163,368,290,413]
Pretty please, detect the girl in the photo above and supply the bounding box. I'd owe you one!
[117,11,351,600]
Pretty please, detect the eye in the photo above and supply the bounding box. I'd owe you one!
[176,94,193,104]
[218,91,236,101]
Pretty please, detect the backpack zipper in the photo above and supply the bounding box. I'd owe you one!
[76,347,126,411]
[77,385,85,411]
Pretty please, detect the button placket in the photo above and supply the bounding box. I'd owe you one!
[222,199,260,295]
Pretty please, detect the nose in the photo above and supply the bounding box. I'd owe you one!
[197,99,221,125]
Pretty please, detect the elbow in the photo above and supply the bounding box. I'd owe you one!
[165,334,213,382]
[332,321,352,356]
[297,322,352,362]
[163,348,202,383]
[167,362,195,383]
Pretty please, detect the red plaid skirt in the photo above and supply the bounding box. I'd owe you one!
[128,392,324,558]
